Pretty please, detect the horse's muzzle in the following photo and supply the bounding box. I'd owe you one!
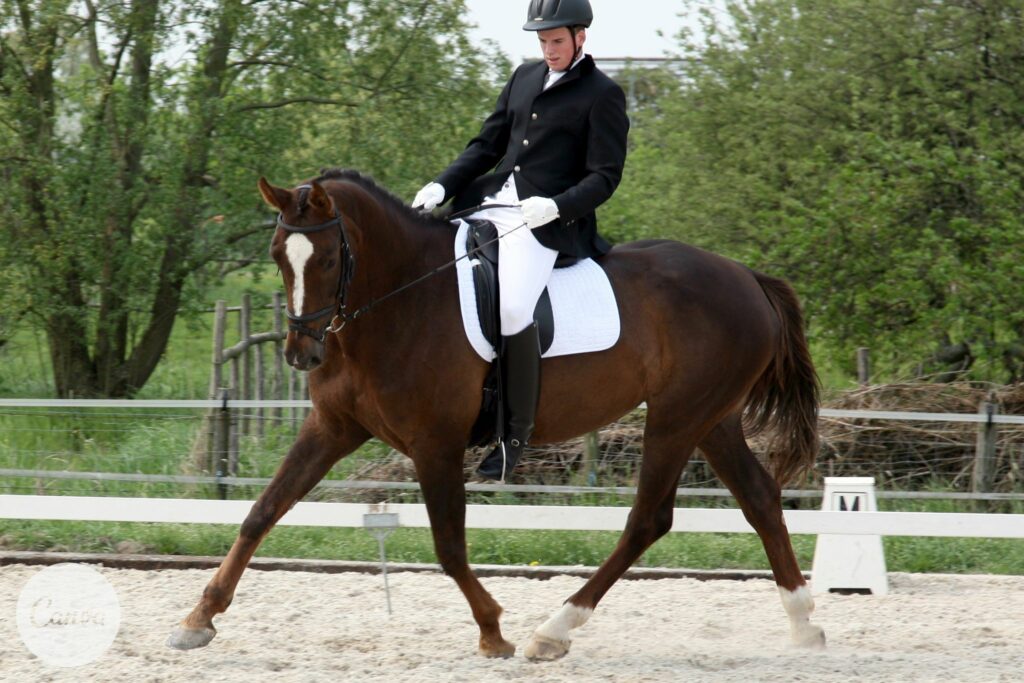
[284,337,323,371]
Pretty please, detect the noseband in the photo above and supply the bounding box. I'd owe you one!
[277,206,356,343]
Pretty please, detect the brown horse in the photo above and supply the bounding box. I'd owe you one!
[167,169,826,660]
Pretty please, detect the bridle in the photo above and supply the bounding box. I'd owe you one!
[276,205,356,343]
[276,194,524,344]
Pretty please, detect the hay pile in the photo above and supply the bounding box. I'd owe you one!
[817,383,1024,490]
[336,382,1024,493]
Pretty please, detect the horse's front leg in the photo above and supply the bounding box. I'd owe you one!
[167,412,369,650]
[413,451,515,658]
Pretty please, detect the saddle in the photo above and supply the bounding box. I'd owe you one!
[465,219,578,447]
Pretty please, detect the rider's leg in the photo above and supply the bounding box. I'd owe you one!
[476,207,557,480]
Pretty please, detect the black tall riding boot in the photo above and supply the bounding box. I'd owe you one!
[477,323,541,481]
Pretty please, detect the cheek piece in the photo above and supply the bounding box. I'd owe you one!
[276,208,356,343]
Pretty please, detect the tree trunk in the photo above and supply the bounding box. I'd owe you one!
[94,0,160,396]
[123,0,242,393]
[15,4,95,397]
[47,275,98,397]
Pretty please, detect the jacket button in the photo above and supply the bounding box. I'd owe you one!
[514,165,521,172]
[531,113,538,120]
[522,139,529,146]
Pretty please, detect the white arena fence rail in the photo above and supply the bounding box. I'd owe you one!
[1,398,1023,501]
[2,495,1024,539]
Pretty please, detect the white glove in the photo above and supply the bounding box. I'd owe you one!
[520,196,560,229]
[412,182,445,210]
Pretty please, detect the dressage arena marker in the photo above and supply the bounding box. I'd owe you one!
[811,477,889,595]
[363,507,400,614]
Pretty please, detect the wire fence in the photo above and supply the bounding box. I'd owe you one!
[1,391,1022,508]
[180,295,1024,503]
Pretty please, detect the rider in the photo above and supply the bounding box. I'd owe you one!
[412,0,629,480]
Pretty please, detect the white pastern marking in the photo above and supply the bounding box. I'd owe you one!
[285,233,315,316]
[534,603,593,644]
[779,585,815,620]
[779,585,824,646]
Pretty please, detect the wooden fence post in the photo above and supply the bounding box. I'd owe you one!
[582,431,600,486]
[229,386,240,483]
[209,300,227,398]
[206,301,227,473]
[972,395,998,512]
[857,347,870,387]
[255,342,265,438]
[229,351,240,472]
[240,294,252,437]
[214,387,232,500]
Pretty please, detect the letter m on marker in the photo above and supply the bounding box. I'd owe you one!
[838,494,862,511]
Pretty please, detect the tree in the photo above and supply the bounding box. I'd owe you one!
[603,0,1024,381]
[0,0,505,396]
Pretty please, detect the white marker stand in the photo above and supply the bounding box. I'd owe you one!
[811,477,889,595]
[363,510,400,614]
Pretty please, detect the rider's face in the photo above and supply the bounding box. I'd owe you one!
[538,27,585,72]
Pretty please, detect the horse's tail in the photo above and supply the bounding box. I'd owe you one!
[744,272,820,487]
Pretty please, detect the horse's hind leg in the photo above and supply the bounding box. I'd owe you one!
[525,409,699,661]
[699,414,825,648]
[412,452,515,658]
[167,413,369,650]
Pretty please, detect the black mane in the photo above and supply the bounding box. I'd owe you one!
[310,168,455,231]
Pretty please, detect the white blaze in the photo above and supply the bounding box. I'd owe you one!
[285,233,315,316]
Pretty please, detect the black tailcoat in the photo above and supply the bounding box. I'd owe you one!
[436,55,629,259]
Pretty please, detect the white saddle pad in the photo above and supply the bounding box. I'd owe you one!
[453,220,620,361]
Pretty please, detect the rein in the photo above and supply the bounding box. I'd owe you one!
[278,201,524,342]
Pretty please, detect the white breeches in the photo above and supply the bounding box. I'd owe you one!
[470,177,557,336]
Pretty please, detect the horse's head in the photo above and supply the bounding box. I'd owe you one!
[260,177,350,372]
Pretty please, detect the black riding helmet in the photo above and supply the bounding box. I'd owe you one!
[523,0,594,31]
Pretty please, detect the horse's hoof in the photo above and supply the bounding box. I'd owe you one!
[479,637,516,658]
[524,633,570,661]
[166,624,217,650]
[792,623,826,650]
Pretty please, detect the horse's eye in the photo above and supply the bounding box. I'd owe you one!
[325,258,336,270]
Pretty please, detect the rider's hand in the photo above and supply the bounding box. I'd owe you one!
[520,196,560,229]
[412,182,446,211]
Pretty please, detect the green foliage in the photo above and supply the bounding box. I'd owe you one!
[0,0,506,396]
[602,0,1024,382]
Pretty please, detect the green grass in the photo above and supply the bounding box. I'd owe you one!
[0,407,398,501]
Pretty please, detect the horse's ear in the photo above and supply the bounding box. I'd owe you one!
[258,177,291,212]
[308,180,332,212]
